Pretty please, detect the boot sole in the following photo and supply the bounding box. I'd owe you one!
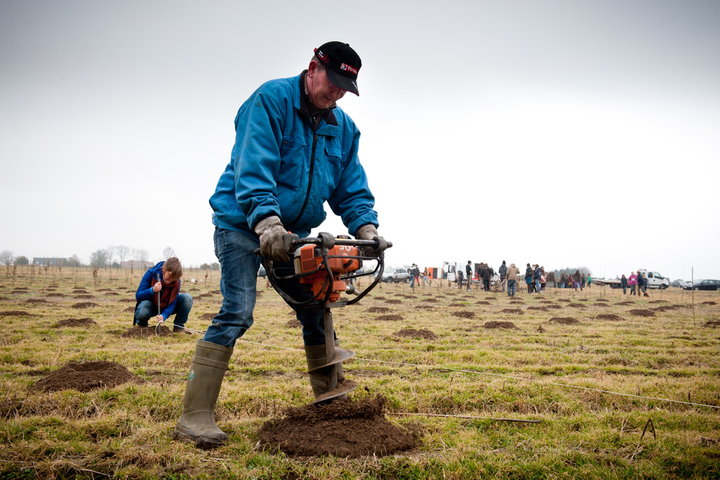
[172,428,226,450]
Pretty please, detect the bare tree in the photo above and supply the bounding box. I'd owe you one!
[14,256,29,266]
[0,250,14,266]
[114,245,131,265]
[163,246,176,259]
[89,249,110,268]
[133,248,149,262]
[67,255,82,267]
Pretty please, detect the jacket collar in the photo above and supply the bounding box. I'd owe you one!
[296,71,338,132]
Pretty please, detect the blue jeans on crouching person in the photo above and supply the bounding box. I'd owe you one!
[203,227,328,349]
[133,293,193,328]
[507,279,517,297]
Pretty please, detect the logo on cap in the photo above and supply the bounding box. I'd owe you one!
[315,49,329,63]
[340,63,358,75]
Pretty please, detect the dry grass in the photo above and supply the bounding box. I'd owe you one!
[0,266,719,479]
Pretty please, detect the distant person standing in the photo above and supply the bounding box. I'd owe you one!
[638,271,649,297]
[628,272,638,295]
[620,274,628,294]
[525,263,533,293]
[465,261,473,291]
[133,257,192,333]
[506,263,520,297]
[498,260,507,292]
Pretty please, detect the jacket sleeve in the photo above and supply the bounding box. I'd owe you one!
[161,281,181,320]
[328,126,379,236]
[232,88,286,230]
[135,268,156,302]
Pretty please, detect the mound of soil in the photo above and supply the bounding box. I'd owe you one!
[483,321,517,329]
[121,325,172,337]
[376,314,403,321]
[476,301,491,305]
[72,289,88,293]
[55,318,98,327]
[500,308,523,314]
[46,292,66,297]
[422,298,439,303]
[628,309,656,317]
[701,301,717,306]
[595,314,624,321]
[24,298,47,304]
[74,294,95,299]
[72,302,99,309]
[567,303,586,308]
[557,299,571,303]
[123,306,134,312]
[448,303,467,307]
[0,310,34,317]
[11,290,28,294]
[539,300,553,304]
[652,305,681,312]
[452,311,475,319]
[366,306,391,313]
[704,320,720,327]
[286,319,301,327]
[545,304,562,309]
[616,301,634,306]
[549,317,580,325]
[395,328,438,340]
[649,300,668,304]
[484,297,496,301]
[33,361,140,392]
[527,306,548,311]
[373,296,387,301]
[509,301,524,305]
[200,313,216,321]
[257,395,420,457]
[385,299,402,305]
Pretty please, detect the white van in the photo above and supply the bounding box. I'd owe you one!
[637,269,670,289]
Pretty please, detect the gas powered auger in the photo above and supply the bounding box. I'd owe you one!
[262,232,391,403]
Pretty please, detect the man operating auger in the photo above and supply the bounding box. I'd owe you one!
[173,42,385,449]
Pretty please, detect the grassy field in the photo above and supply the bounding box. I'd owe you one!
[0,266,718,479]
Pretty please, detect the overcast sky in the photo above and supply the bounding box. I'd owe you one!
[1,0,718,280]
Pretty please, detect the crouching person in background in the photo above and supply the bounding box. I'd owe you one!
[133,257,193,333]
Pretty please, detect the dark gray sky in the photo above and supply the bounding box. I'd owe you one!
[1,0,718,279]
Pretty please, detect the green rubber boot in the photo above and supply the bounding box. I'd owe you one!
[173,340,233,449]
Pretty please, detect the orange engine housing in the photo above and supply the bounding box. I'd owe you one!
[294,244,362,301]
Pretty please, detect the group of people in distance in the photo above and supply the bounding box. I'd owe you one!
[619,271,650,296]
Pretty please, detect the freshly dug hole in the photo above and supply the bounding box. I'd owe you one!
[121,325,172,337]
[257,395,420,457]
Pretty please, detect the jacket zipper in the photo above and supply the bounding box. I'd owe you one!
[289,133,318,226]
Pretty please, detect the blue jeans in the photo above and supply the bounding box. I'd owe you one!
[535,279,542,293]
[203,227,328,348]
[133,293,192,327]
[507,279,516,297]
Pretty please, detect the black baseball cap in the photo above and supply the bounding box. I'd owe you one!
[313,41,361,96]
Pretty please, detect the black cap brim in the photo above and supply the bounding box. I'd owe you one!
[326,68,359,96]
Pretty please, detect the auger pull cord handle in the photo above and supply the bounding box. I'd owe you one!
[262,232,392,308]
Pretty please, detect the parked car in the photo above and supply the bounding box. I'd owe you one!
[637,269,670,289]
[683,279,720,291]
[382,268,410,283]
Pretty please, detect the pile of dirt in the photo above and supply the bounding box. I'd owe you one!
[0,310,34,317]
[527,306,548,311]
[25,298,48,304]
[121,325,172,337]
[701,301,717,306]
[539,300,554,304]
[483,321,516,329]
[373,296,387,301]
[484,297,496,301]
[616,301,634,306]
[422,298,439,303]
[704,320,720,327]
[476,301,491,305]
[72,302,99,309]
[557,299,571,303]
[376,314,403,321]
[567,303,586,308]
[385,299,402,305]
[500,308,523,314]
[366,306,391,313]
[628,309,656,317]
[549,317,580,325]
[286,319,301,327]
[595,314,624,321]
[55,318,97,327]
[649,300,668,304]
[545,304,562,309]
[395,328,438,340]
[72,289,88,293]
[46,292,66,297]
[652,305,682,312]
[257,395,420,457]
[452,311,475,319]
[33,361,140,392]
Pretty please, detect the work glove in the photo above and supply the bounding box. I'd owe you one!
[254,215,290,262]
[355,224,388,256]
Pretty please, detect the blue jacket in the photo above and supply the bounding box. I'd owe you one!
[135,261,180,320]
[209,73,379,238]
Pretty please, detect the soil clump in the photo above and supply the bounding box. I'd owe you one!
[257,395,420,457]
[375,314,403,321]
[25,298,47,304]
[33,361,140,392]
[385,299,402,304]
[121,325,172,337]
[549,317,580,325]
[452,311,475,319]
[0,310,34,317]
[628,309,655,317]
[567,303,586,308]
[286,319,301,328]
[527,306,548,311]
[595,314,624,321]
[500,308,523,314]
[701,301,717,306]
[483,321,517,329]
[72,302,99,309]
[395,328,438,340]
[422,298,439,303]
[56,318,98,327]
[704,320,720,327]
[476,301,491,305]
